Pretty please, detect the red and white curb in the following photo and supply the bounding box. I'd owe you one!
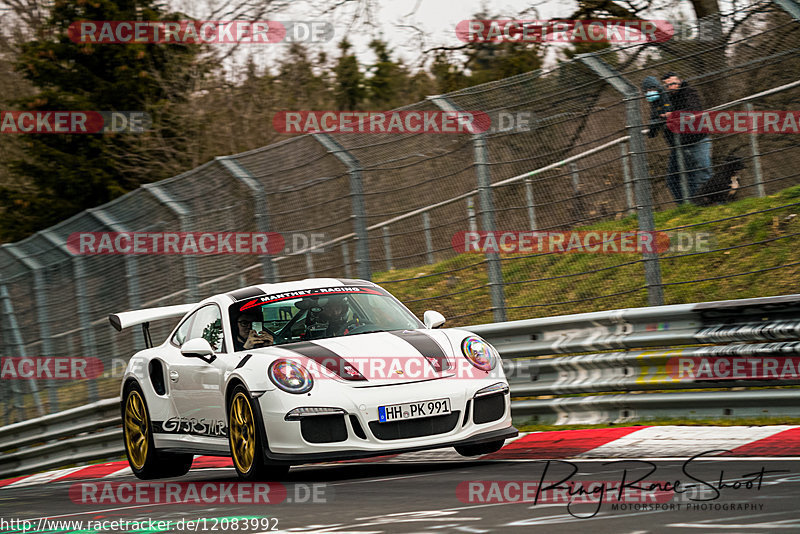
[2,425,798,488]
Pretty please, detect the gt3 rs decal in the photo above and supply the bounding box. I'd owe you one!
[153,417,227,438]
[390,330,451,371]
[238,286,385,311]
[283,341,367,381]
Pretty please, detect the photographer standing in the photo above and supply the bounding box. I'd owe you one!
[661,72,713,203]
[642,76,680,200]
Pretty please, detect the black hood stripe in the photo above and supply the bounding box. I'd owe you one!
[337,278,374,287]
[389,330,451,371]
[229,286,266,301]
[283,341,367,381]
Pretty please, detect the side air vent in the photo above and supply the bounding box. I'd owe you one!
[149,360,166,396]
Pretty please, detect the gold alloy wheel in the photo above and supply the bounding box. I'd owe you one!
[230,392,256,474]
[124,390,149,470]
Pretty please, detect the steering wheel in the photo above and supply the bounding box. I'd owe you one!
[273,311,308,344]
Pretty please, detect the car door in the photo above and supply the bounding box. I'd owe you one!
[168,304,229,439]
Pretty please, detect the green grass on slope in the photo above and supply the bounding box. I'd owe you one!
[375,185,800,325]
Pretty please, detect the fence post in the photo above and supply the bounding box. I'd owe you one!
[216,157,278,282]
[0,283,40,420]
[577,54,664,306]
[524,179,537,230]
[570,163,580,194]
[311,133,371,281]
[2,245,54,412]
[341,242,353,278]
[143,183,199,302]
[305,252,315,276]
[88,208,144,350]
[467,197,479,233]
[431,95,506,322]
[569,162,582,218]
[422,212,435,265]
[774,0,800,20]
[620,141,635,215]
[382,226,393,271]
[40,230,100,402]
[745,103,766,197]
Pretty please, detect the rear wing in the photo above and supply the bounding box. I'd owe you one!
[109,303,196,348]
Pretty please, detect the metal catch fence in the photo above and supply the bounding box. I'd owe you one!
[1,1,800,423]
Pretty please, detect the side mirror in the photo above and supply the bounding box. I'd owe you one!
[423,310,446,329]
[181,338,216,363]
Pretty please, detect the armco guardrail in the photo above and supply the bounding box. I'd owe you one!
[0,398,123,478]
[472,293,800,425]
[2,294,800,478]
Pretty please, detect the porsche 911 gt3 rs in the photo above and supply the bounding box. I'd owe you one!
[110,278,517,480]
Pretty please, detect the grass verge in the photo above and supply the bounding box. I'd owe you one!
[374,185,800,324]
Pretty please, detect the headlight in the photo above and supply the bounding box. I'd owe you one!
[269,359,313,394]
[461,336,497,371]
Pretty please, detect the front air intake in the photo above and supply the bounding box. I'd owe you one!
[300,415,348,443]
[369,412,460,441]
[472,393,505,424]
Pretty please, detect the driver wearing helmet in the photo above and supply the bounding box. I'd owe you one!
[317,295,351,336]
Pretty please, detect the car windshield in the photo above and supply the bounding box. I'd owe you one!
[228,286,423,346]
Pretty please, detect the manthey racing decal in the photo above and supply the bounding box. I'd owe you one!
[153,416,228,438]
[237,285,385,311]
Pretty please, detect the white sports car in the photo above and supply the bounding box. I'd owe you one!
[111,278,517,480]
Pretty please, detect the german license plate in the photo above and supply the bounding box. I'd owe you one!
[378,398,451,423]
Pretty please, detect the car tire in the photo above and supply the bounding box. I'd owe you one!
[454,439,505,457]
[227,385,290,481]
[122,382,194,480]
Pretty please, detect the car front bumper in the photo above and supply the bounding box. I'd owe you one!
[256,377,516,464]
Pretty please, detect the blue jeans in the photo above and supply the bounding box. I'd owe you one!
[666,137,712,203]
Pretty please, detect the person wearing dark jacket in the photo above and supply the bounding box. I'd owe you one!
[642,76,680,198]
[660,72,712,203]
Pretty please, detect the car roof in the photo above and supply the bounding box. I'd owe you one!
[225,278,377,302]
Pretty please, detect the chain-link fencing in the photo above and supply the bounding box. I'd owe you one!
[1,0,799,423]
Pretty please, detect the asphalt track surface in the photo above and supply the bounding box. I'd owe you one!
[1,457,799,533]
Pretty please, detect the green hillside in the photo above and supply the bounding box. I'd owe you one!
[375,185,800,325]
